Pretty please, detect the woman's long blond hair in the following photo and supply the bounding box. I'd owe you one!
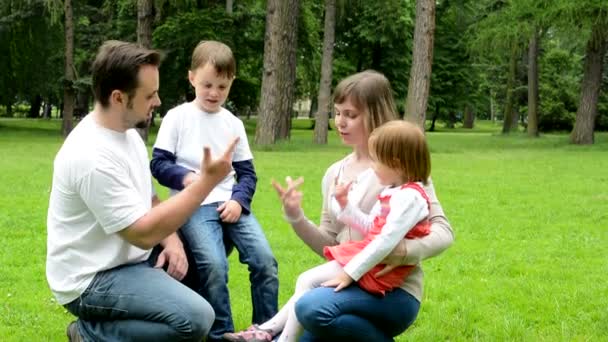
[333,70,398,135]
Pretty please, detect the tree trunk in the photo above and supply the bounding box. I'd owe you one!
[308,96,317,119]
[404,0,436,130]
[254,0,300,145]
[463,104,474,128]
[43,102,52,119]
[5,102,13,117]
[527,28,539,137]
[313,0,335,145]
[428,103,439,132]
[502,42,518,134]
[75,91,89,119]
[226,0,233,14]
[136,0,154,143]
[490,90,495,122]
[62,0,75,137]
[28,95,42,118]
[570,23,607,145]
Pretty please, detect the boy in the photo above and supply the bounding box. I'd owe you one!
[151,40,278,342]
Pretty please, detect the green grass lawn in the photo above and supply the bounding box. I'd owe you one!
[1,118,607,341]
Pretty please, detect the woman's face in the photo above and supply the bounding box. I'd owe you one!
[334,98,368,147]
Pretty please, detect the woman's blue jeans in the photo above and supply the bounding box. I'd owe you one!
[64,259,215,341]
[295,286,420,342]
[180,203,279,341]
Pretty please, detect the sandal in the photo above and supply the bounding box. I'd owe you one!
[222,324,274,342]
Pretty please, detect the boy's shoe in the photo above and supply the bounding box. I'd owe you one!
[66,321,83,342]
[222,324,274,342]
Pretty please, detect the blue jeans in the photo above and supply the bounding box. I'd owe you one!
[295,286,420,342]
[64,258,214,341]
[180,203,279,341]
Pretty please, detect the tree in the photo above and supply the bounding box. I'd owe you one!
[254,0,300,145]
[502,41,518,134]
[313,0,335,144]
[527,28,539,137]
[404,0,436,129]
[136,0,154,143]
[570,21,607,144]
[62,0,75,137]
[226,0,233,14]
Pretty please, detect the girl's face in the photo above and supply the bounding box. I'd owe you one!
[334,98,368,147]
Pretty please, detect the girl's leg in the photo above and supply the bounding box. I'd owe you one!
[295,286,420,342]
[273,261,342,342]
[222,261,341,341]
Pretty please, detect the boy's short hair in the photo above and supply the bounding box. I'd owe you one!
[333,70,398,135]
[190,40,236,79]
[92,40,162,108]
[369,120,431,185]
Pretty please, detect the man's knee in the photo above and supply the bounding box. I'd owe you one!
[180,297,215,340]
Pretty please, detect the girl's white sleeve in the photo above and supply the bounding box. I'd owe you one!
[336,202,379,235]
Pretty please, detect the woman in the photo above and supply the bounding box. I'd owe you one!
[274,70,454,342]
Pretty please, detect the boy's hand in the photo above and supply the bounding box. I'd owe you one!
[334,181,352,209]
[217,200,242,223]
[199,137,239,183]
[321,270,354,292]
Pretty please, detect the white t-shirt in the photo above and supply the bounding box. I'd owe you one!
[153,102,252,203]
[46,114,152,305]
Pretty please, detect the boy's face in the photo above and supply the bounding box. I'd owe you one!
[188,62,233,113]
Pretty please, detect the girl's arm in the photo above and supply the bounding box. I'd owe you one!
[383,179,454,266]
[336,202,377,236]
[343,189,428,281]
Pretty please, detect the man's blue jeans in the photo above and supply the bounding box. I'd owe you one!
[64,258,214,341]
[180,203,279,341]
[295,286,420,342]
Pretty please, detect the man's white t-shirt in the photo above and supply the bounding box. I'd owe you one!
[46,114,152,305]
[153,102,252,202]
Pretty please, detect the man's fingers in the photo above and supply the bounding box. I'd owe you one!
[222,137,240,159]
[202,146,211,164]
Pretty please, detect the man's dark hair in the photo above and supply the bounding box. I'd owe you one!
[91,40,162,108]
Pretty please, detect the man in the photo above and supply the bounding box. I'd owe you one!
[46,40,238,341]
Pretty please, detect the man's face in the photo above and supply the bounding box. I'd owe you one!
[123,64,161,129]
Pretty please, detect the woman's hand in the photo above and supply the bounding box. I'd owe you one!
[272,176,304,220]
[321,270,354,292]
[375,241,408,277]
